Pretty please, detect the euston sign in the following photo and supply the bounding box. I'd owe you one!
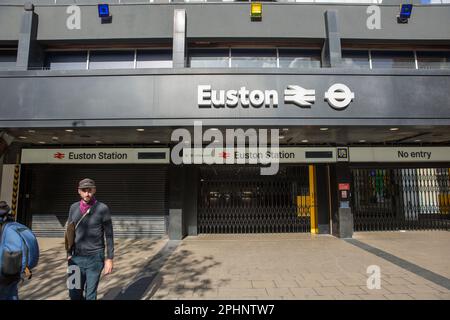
[183,147,342,164]
[21,148,170,164]
[198,84,355,110]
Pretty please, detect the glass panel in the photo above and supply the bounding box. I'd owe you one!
[417,51,450,69]
[189,49,229,68]
[341,50,370,69]
[0,50,16,70]
[136,49,172,68]
[231,49,277,68]
[371,50,415,69]
[45,51,87,70]
[278,49,321,68]
[89,50,134,70]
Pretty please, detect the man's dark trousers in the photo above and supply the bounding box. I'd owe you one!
[68,252,104,300]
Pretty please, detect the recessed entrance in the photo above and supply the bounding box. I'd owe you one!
[197,166,312,233]
[351,167,450,231]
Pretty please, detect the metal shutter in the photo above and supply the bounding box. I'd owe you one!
[27,164,168,238]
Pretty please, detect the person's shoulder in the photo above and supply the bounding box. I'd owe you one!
[68,202,79,219]
[96,201,110,212]
[69,202,79,211]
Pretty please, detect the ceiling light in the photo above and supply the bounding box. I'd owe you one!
[301,139,309,143]
[18,136,27,139]
[28,129,35,133]
[153,140,161,144]
[279,136,285,139]
[414,139,421,142]
[136,128,145,132]
[390,127,399,131]
[95,140,103,143]
[52,136,59,140]
[320,127,329,131]
[65,129,74,133]
[359,140,366,143]
[38,141,45,144]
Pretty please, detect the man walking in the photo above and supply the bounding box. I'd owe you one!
[66,178,114,300]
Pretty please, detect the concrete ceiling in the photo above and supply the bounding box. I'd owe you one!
[4,125,450,147]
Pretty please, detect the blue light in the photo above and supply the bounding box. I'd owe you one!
[98,4,110,18]
[400,4,413,19]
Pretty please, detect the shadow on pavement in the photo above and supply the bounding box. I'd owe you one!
[19,237,167,300]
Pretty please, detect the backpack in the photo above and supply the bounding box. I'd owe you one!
[0,222,39,283]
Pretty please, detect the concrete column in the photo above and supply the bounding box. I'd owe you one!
[172,9,186,68]
[322,10,342,68]
[16,3,43,71]
[168,165,199,238]
[169,209,183,240]
[184,166,199,236]
[316,165,331,234]
[0,132,14,202]
[168,165,186,240]
[0,132,14,158]
[331,163,354,238]
[337,208,353,238]
[0,165,16,209]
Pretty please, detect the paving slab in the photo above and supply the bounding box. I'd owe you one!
[155,232,450,300]
[353,231,450,279]
[19,237,168,300]
[15,231,450,300]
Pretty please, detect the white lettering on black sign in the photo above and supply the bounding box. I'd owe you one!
[198,84,355,110]
[198,85,278,109]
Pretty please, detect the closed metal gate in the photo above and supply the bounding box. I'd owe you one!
[351,167,450,231]
[24,164,168,237]
[198,166,311,233]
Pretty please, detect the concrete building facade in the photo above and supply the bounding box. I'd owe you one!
[0,0,449,239]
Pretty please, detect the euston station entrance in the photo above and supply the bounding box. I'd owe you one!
[20,164,169,238]
[198,165,317,234]
[351,167,450,231]
[13,148,170,238]
[2,145,449,239]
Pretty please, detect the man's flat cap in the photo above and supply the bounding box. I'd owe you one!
[78,178,96,189]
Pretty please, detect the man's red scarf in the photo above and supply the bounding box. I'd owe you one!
[80,197,97,215]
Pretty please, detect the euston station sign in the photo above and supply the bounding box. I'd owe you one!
[198,83,355,110]
[183,147,342,164]
[21,147,449,165]
[21,148,170,164]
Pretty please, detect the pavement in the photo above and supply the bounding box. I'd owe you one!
[18,231,450,300]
